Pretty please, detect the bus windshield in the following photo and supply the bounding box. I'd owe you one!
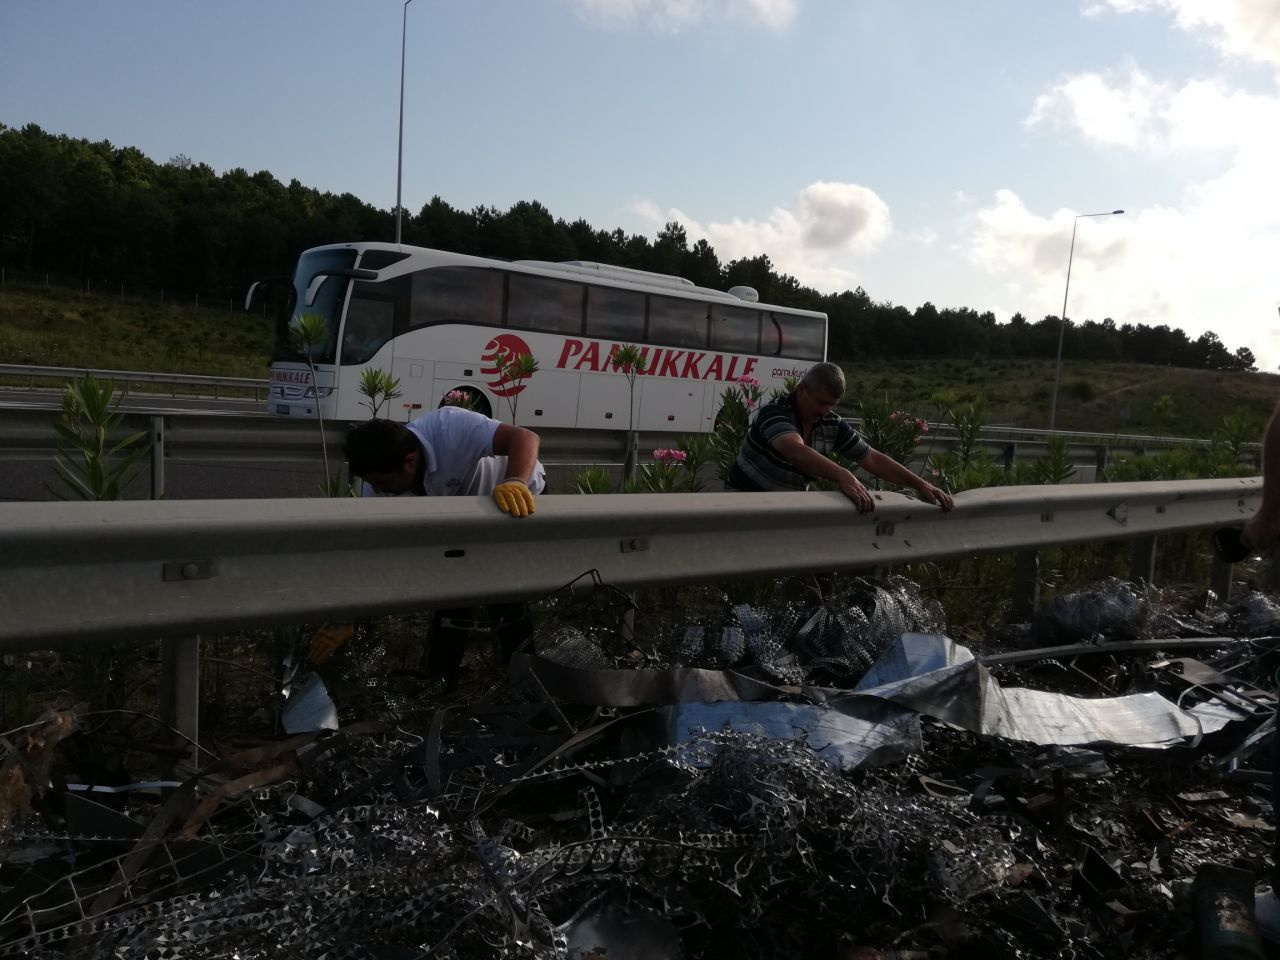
[272,248,358,363]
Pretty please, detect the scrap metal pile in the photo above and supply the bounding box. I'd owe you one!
[1,575,1278,959]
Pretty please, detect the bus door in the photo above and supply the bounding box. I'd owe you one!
[638,376,704,433]
[576,371,633,430]
[391,356,435,421]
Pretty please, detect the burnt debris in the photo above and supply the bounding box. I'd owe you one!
[1,575,1277,959]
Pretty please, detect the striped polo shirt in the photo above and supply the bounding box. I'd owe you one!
[725,392,871,492]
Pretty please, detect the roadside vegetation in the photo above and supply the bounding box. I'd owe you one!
[0,281,269,378]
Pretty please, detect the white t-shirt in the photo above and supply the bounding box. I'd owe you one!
[360,406,547,498]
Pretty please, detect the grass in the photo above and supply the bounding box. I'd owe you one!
[841,356,1280,439]
[0,280,271,378]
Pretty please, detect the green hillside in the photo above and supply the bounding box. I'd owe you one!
[1,280,1276,439]
[0,281,270,378]
[845,355,1280,439]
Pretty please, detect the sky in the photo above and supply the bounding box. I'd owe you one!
[2,0,1279,370]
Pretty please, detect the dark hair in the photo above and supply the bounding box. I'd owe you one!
[344,419,419,476]
[800,361,846,398]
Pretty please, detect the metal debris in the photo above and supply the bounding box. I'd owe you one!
[0,574,1276,959]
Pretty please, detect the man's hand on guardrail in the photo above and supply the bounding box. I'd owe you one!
[493,479,536,518]
[916,481,955,513]
[838,473,876,514]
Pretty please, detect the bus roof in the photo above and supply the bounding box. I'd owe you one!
[302,241,828,320]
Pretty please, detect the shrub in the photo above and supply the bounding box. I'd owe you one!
[572,465,614,494]
[1068,379,1096,402]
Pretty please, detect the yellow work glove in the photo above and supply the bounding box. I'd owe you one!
[492,479,536,517]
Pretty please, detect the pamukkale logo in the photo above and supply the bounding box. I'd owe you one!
[480,333,535,398]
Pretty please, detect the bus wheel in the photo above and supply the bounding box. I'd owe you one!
[439,387,491,418]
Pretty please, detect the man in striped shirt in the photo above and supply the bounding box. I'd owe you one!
[725,362,954,514]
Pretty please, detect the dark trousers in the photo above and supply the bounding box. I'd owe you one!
[428,603,533,689]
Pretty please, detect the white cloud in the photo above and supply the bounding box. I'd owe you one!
[910,227,939,247]
[1026,68,1280,153]
[967,187,1280,370]
[1026,69,1168,147]
[1087,0,1280,73]
[630,179,891,291]
[566,0,797,31]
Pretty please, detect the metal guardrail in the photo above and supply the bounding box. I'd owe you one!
[0,405,1155,483]
[0,478,1260,650]
[0,363,268,400]
[0,408,680,469]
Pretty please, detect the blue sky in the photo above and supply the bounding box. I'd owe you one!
[3,0,1279,369]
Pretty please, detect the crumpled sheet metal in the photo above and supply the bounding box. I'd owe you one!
[649,697,921,772]
[511,653,786,706]
[846,634,1236,747]
[854,631,973,690]
[281,672,339,734]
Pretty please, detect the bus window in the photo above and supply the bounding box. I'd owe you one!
[507,274,585,334]
[341,285,399,364]
[649,295,709,349]
[586,286,644,340]
[771,312,826,360]
[709,305,760,354]
[410,266,502,328]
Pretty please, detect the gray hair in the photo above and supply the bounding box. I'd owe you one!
[800,362,846,398]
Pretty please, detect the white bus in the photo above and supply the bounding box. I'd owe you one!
[255,242,828,431]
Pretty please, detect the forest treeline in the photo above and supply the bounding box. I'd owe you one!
[0,122,1256,372]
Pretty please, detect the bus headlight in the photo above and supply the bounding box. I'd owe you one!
[302,387,334,399]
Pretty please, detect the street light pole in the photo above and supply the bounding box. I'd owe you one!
[394,0,415,245]
[1048,208,1124,431]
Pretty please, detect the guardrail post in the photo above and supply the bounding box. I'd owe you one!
[1011,550,1039,620]
[1003,443,1016,473]
[1129,535,1158,588]
[1095,446,1109,477]
[150,416,165,500]
[1210,555,1234,605]
[159,636,200,770]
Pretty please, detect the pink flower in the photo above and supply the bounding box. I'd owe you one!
[653,448,687,464]
[737,375,761,387]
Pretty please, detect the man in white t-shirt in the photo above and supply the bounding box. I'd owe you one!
[343,408,547,689]
[344,405,546,510]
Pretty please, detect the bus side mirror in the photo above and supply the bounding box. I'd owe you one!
[244,276,290,312]
[244,280,265,312]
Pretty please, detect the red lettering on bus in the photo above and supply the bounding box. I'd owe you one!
[557,339,584,368]
[680,352,705,378]
[704,355,724,381]
[724,356,740,380]
[742,357,759,380]
[576,341,601,371]
[657,350,682,378]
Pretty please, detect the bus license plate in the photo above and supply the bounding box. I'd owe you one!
[276,404,290,415]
